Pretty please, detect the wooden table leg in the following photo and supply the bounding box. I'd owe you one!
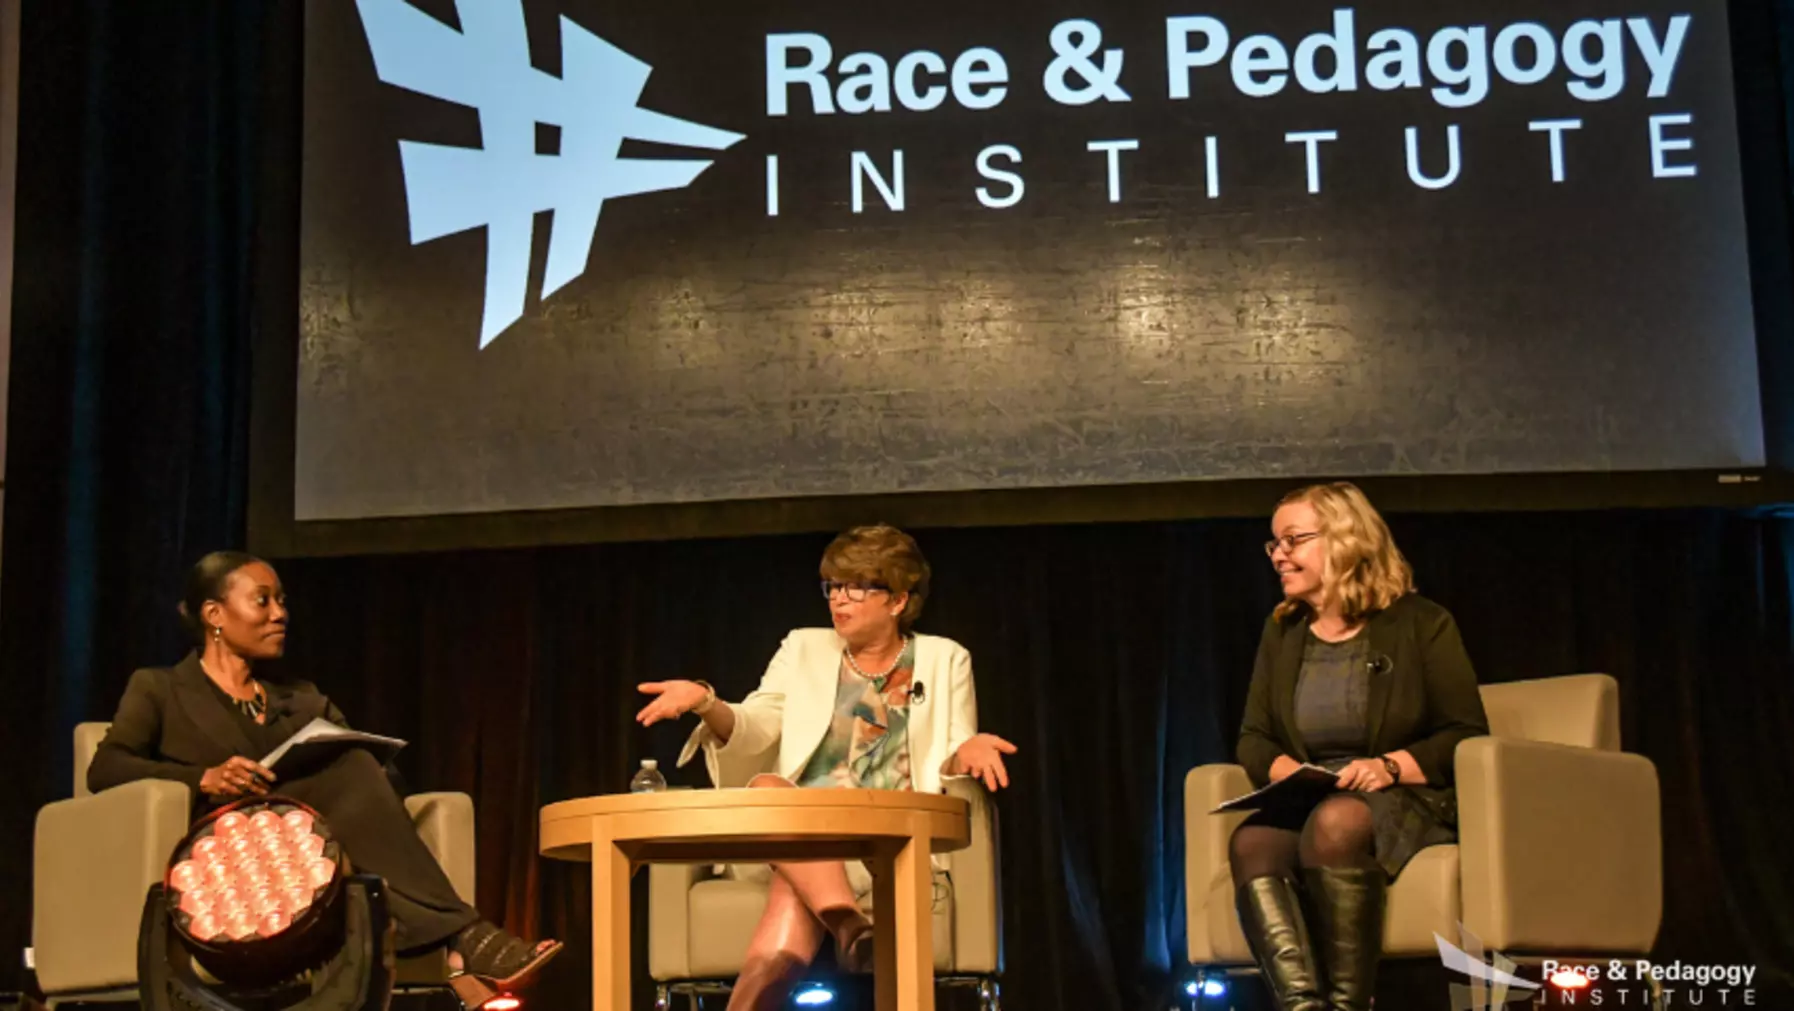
[590,821,632,1011]
[878,826,934,1011]
[872,849,898,1011]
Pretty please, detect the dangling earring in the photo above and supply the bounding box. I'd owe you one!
[211,626,222,643]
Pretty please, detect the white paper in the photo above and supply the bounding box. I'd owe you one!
[259,718,406,776]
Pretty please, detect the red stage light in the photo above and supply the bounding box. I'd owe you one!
[1551,969,1591,989]
[223,913,258,941]
[256,909,292,938]
[169,860,202,891]
[189,912,222,943]
[166,802,336,943]
[224,834,255,862]
[305,856,336,888]
[178,887,214,917]
[281,887,314,917]
[160,797,348,985]
[481,996,522,1010]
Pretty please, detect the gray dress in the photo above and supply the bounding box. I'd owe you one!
[1287,631,1457,879]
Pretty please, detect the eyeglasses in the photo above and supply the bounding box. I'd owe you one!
[820,580,891,602]
[1264,531,1321,557]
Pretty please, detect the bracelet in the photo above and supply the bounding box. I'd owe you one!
[1379,755,1402,784]
[691,680,717,716]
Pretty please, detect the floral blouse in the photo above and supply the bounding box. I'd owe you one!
[796,638,916,790]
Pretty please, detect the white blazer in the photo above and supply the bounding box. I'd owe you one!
[678,628,979,794]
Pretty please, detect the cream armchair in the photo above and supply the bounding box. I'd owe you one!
[648,778,1003,1010]
[1185,673,1662,991]
[32,722,477,1006]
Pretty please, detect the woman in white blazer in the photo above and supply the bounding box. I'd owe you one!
[636,524,1016,1011]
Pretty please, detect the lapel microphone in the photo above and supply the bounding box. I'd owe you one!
[910,680,926,704]
[1367,654,1393,676]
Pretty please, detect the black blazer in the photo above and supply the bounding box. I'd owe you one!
[1236,593,1490,790]
[87,653,346,796]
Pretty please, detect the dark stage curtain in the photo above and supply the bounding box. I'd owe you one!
[5,2,1794,1010]
[0,0,274,996]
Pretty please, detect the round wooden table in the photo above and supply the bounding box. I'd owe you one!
[540,788,971,1011]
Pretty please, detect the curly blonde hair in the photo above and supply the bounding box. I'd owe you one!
[819,524,931,632]
[1272,482,1414,624]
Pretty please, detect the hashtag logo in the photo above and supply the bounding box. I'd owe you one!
[355,0,745,347]
[1436,925,1543,1010]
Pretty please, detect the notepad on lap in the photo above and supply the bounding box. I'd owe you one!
[260,718,406,778]
[1211,762,1340,813]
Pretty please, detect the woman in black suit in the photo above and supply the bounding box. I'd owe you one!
[89,551,561,995]
[1231,483,1490,1011]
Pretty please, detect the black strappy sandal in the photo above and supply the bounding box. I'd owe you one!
[446,921,563,1006]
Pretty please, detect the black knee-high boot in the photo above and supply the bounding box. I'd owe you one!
[1235,876,1328,1011]
[1303,867,1387,1011]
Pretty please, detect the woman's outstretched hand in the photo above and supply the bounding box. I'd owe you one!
[200,756,276,801]
[635,680,711,726]
[950,733,1018,791]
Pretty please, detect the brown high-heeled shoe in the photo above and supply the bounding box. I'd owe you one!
[819,907,875,973]
[836,918,875,974]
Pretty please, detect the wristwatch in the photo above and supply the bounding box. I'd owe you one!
[691,680,717,716]
[1379,755,1402,784]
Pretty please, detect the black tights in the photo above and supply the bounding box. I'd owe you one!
[1229,795,1378,886]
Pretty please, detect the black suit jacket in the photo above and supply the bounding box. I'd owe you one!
[87,653,347,796]
[1236,593,1490,790]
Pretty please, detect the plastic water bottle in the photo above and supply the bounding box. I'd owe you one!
[629,759,667,793]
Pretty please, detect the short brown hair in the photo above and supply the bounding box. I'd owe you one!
[819,524,931,632]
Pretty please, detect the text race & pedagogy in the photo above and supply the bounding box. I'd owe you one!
[765,10,1700,211]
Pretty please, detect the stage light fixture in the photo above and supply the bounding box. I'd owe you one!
[162,797,348,986]
[137,795,399,1011]
[1551,968,1592,989]
[1184,976,1228,1001]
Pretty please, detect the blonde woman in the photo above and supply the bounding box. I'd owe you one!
[1229,483,1489,1011]
[635,524,1017,1011]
